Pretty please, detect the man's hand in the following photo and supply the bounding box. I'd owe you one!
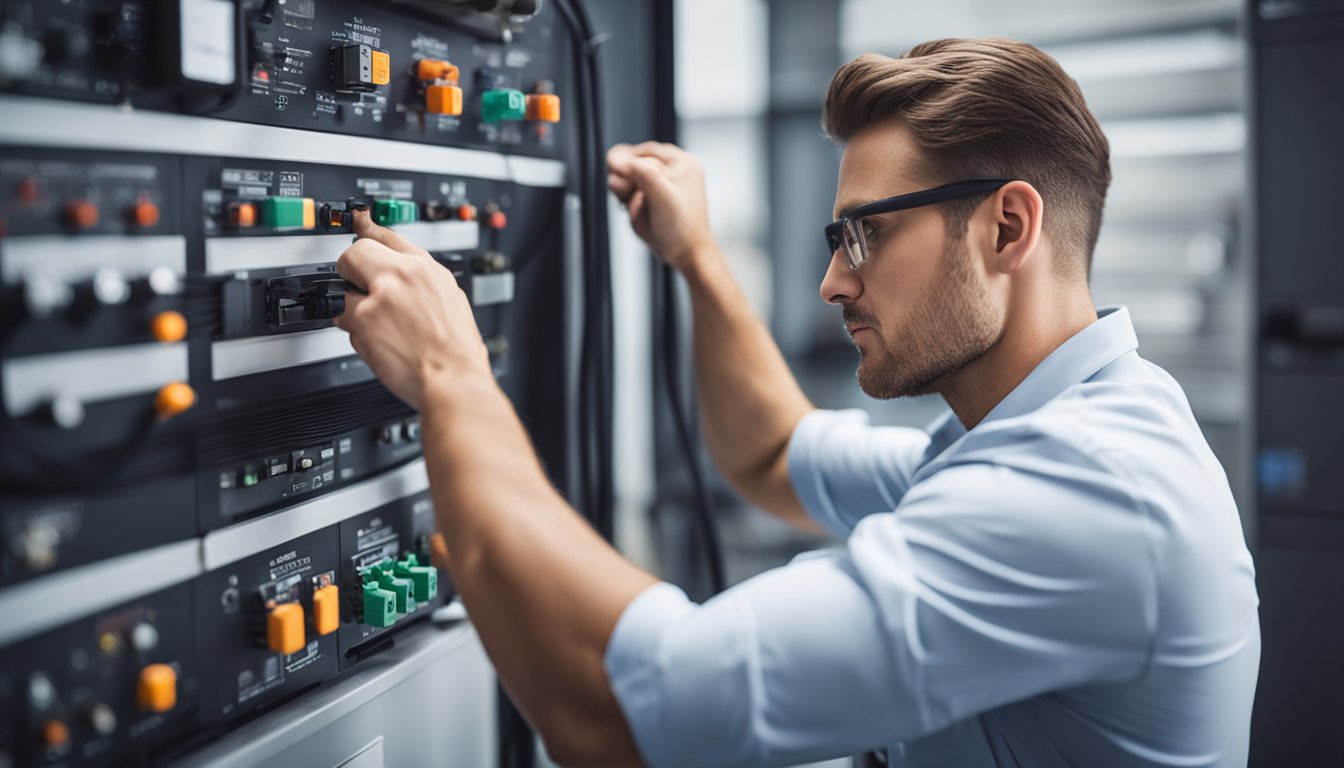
[607,141,716,272]
[333,210,491,411]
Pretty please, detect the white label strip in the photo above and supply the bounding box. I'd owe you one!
[388,220,479,253]
[202,458,430,569]
[472,272,515,306]
[212,327,354,380]
[206,233,354,274]
[180,0,237,86]
[0,539,202,647]
[1,235,187,285]
[0,95,567,188]
[204,222,479,274]
[3,343,188,415]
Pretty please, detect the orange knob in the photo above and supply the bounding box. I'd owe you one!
[130,199,160,228]
[229,202,257,228]
[456,203,477,221]
[267,602,306,655]
[137,664,177,713]
[42,719,70,749]
[155,382,196,419]
[425,84,463,116]
[417,58,459,82]
[525,93,560,123]
[313,585,340,636]
[487,210,507,230]
[63,199,99,230]
[151,311,188,343]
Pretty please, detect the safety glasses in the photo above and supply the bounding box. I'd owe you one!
[823,178,1013,269]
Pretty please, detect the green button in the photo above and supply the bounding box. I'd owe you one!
[240,466,260,487]
[481,89,525,122]
[362,582,397,628]
[372,199,419,226]
[394,561,437,604]
[261,196,308,228]
[377,571,414,613]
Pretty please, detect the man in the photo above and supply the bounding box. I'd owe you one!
[334,38,1259,767]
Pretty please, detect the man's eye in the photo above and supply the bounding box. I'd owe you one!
[861,220,880,241]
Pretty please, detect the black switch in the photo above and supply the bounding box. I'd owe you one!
[267,274,348,328]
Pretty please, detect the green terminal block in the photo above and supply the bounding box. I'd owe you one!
[362,581,397,628]
[394,557,438,604]
[372,199,418,226]
[481,88,526,123]
[377,571,415,613]
[261,196,309,228]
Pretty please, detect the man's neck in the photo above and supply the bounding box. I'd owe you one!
[941,287,1097,431]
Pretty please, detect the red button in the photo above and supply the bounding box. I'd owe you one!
[456,203,477,221]
[63,199,99,230]
[17,177,40,204]
[130,199,160,228]
[487,210,507,230]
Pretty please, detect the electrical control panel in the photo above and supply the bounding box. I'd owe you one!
[0,0,596,764]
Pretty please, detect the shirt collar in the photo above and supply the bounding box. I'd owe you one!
[924,306,1139,448]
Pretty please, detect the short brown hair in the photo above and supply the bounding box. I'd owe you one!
[823,39,1111,277]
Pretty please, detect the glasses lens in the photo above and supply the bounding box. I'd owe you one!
[842,217,867,269]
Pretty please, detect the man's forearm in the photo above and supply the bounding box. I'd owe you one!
[419,371,656,765]
[682,249,817,527]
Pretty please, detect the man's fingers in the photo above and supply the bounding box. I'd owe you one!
[625,156,675,196]
[336,237,398,293]
[629,141,683,164]
[351,209,429,257]
[628,190,646,222]
[609,172,635,202]
[332,287,368,330]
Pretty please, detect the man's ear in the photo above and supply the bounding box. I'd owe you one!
[989,180,1043,274]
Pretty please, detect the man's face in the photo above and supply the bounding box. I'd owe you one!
[822,119,1004,399]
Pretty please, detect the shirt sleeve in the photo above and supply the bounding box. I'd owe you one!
[787,409,933,538]
[604,456,1158,768]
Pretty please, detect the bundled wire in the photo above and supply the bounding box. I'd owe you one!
[657,265,726,594]
[554,0,724,591]
[553,0,614,540]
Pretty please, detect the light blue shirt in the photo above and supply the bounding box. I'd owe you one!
[605,307,1260,768]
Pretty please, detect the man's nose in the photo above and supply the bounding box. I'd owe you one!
[820,250,862,305]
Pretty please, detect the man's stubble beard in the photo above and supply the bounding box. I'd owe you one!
[854,236,1004,400]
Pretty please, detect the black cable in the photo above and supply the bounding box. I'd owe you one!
[658,264,726,594]
[557,0,723,591]
[555,0,614,539]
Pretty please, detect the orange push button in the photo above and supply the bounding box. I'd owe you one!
[42,719,70,749]
[268,602,306,655]
[229,202,256,228]
[526,93,560,123]
[487,210,507,230]
[130,199,160,228]
[151,311,188,343]
[455,203,477,221]
[371,50,391,86]
[137,664,177,713]
[155,382,196,419]
[426,84,463,115]
[313,585,340,636]
[63,199,99,230]
[417,58,459,82]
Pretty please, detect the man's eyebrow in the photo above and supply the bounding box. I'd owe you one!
[832,198,876,219]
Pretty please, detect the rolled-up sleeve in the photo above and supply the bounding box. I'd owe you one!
[788,409,932,537]
[604,457,1157,768]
